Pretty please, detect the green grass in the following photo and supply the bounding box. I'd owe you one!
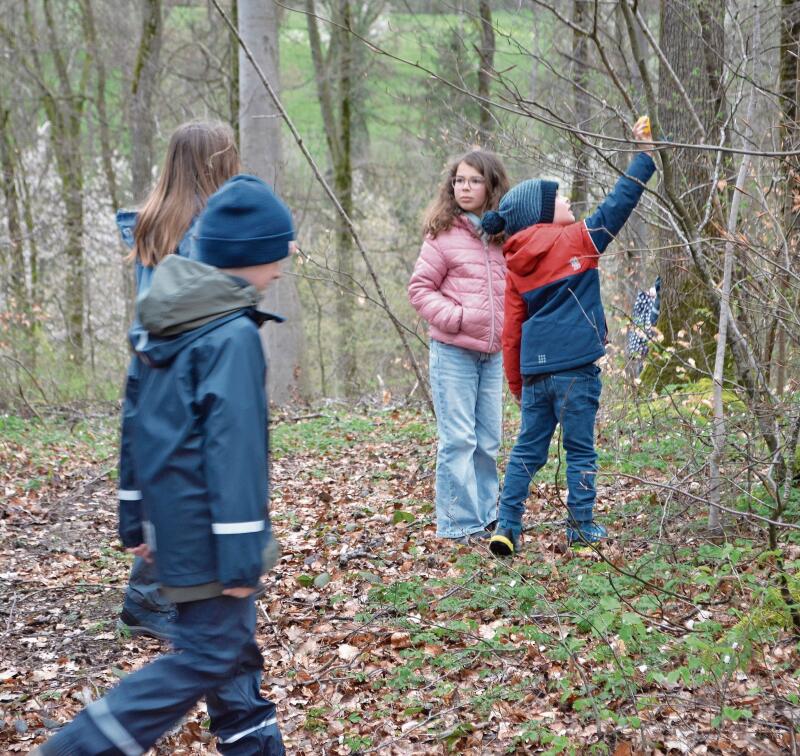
[0,413,117,465]
[278,9,538,162]
[270,414,374,458]
[270,409,437,458]
[4,398,797,750]
[362,533,796,749]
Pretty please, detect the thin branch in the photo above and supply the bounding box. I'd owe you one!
[278,1,800,159]
[210,0,433,413]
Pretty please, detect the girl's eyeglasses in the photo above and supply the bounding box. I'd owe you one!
[451,176,486,188]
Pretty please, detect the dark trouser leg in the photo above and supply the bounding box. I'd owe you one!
[496,381,557,536]
[551,368,601,524]
[40,595,282,755]
[123,556,174,615]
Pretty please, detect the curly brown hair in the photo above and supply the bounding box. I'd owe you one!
[421,149,510,239]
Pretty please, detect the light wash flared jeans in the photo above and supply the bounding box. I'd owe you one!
[430,340,502,538]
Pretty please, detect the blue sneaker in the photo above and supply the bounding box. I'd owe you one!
[117,606,177,642]
[566,521,608,548]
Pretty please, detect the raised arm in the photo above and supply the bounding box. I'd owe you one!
[584,152,656,254]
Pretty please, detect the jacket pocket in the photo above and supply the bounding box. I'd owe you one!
[521,310,603,371]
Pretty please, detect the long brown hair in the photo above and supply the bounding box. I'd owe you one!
[132,121,241,266]
[421,149,510,239]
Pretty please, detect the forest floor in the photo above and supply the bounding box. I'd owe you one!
[1,400,799,754]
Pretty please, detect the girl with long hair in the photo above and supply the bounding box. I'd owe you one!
[116,121,241,640]
[408,149,510,543]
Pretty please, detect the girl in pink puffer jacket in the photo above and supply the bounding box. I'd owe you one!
[409,149,510,542]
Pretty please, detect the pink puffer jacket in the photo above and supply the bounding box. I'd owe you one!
[408,216,506,354]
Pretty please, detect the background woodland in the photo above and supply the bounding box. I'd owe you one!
[2,1,800,753]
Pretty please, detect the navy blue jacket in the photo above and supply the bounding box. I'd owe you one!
[126,255,280,597]
[502,153,656,396]
[115,212,198,547]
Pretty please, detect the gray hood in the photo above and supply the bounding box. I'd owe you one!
[137,254,261,337]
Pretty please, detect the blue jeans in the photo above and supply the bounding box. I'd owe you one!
[498,364,601,535]
[430,340,502,538]
[40,595,284,755]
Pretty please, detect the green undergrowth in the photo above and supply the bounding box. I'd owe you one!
[3,396,799,751]
[270,408,435,459]
[0,412,117,467]
[363,539,799,751]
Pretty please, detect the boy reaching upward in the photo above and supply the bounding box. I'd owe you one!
[482,120,655,556]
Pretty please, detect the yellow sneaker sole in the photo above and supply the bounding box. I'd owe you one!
[489,534,515,556]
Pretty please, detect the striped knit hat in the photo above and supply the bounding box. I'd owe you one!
[481,179,559,237]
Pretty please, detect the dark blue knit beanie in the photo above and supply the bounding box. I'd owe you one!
[481,179,559,237]
[195,174,295,268]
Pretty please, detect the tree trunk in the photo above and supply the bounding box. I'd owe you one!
[239,0,307,405]
[230,0,240,150]
[334,1,357,396]
[776,0,800,394]
[641,0,725,388]
[306,0,360,396]
[570,0,590,215]
[710,40,757,531]
[82,0,135,325]
[0,106,27,308]
[39,0,89,368]
[131,0,162,203]
[18,169,39,331]
[476,0,494,147]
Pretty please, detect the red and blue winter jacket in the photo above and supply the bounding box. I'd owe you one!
[503,152,656,397]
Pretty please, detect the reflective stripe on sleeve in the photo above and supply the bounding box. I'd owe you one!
[218,715,278,744]
[86,698,144,756]
[211,521,266,535]
[142,520,156,552]
[118,489,143,501]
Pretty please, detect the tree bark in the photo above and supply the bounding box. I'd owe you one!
[639,0,725,388]
[476,0,494,146]
[131,0,162,203]
[710,20,758,531]
[570,0,590,215]
[239,0,308,405]
[32,0,91,368]
[82,0,135,325]
[306,0,359,396]
[333,1,357,395]
[0,106,26,308]
[230,0,240,150]
[776,0,800,394]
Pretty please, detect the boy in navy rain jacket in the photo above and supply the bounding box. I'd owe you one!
[36,174,292,755]
[481,122,655,555]
[113,210,201,641]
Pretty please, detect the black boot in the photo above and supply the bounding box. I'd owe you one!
[489,527,519,557]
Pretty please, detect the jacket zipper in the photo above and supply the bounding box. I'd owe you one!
[483,238,496,352]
